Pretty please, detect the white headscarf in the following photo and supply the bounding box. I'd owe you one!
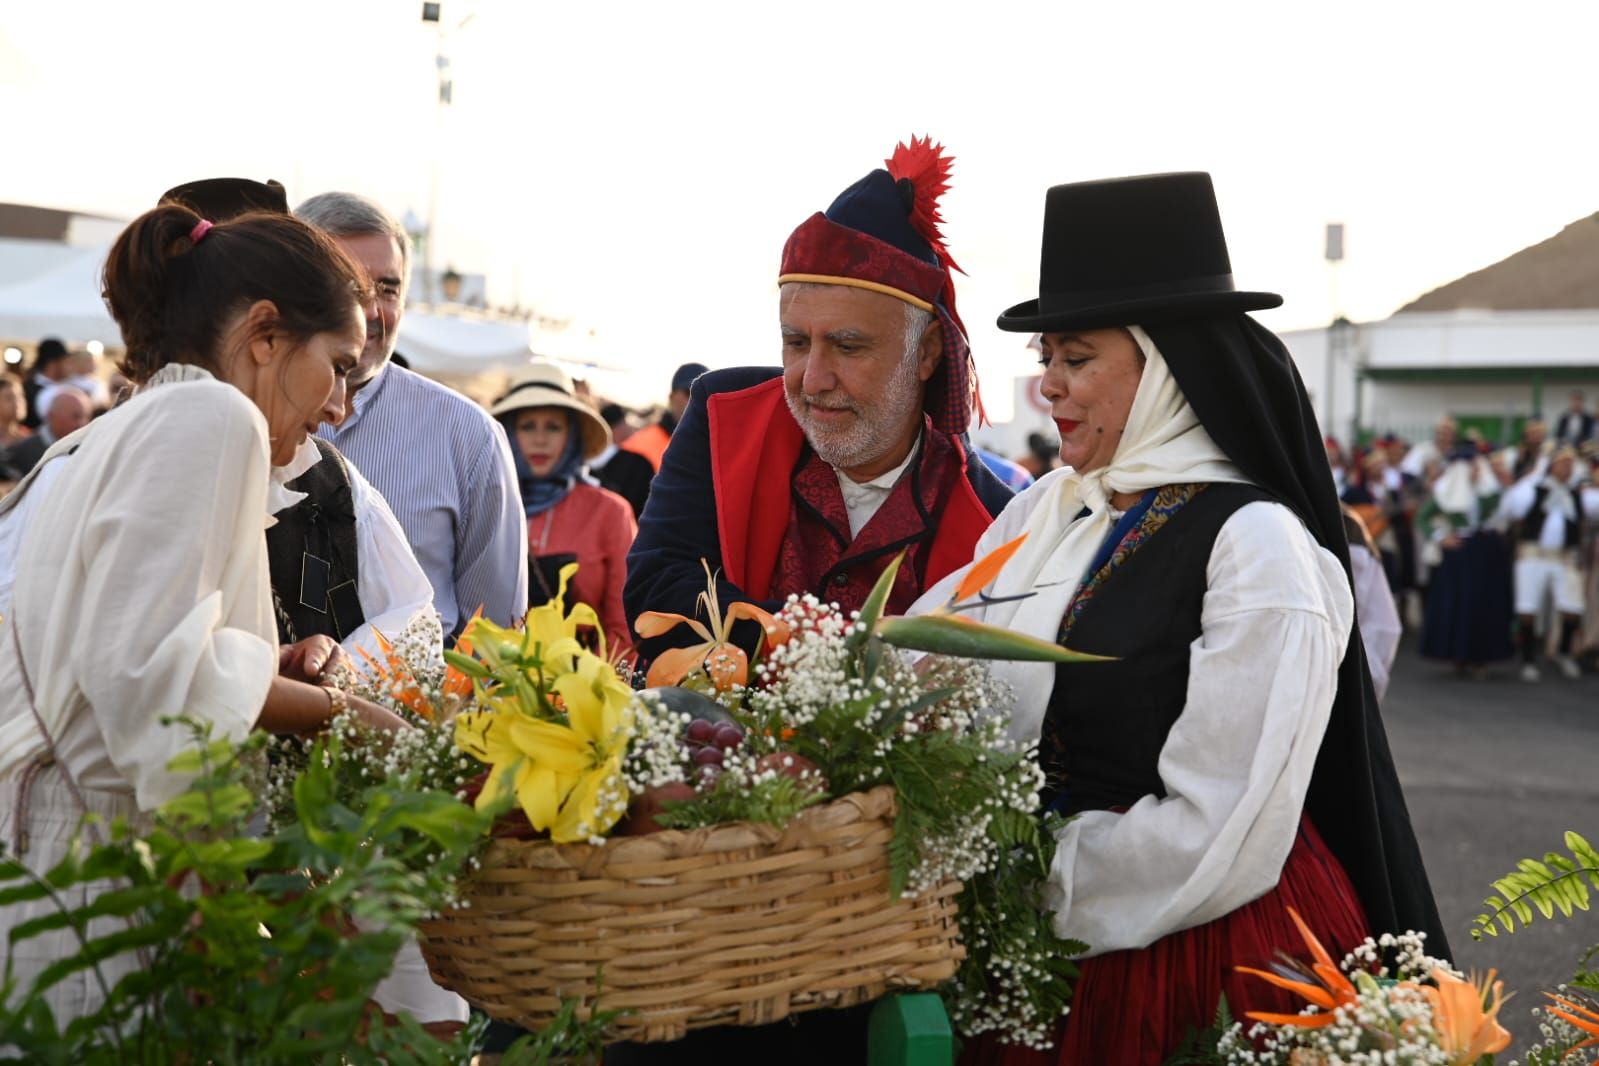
[911,326,1249,744]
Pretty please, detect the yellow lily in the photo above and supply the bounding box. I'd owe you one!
[523,561,606,664]
[1420,968,1511,1064]
[453,651,635,842]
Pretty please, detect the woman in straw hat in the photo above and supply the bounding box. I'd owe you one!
[914,172,1447,1065]
[491,363,637,658]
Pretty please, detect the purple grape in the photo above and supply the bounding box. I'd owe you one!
[692,747,724,768]
[712,724,744,751]
[686,719,715,744]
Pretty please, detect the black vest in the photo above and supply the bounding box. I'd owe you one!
[1040,483,1272,816]
[1518,483,1584,549]
[264,439,364,643]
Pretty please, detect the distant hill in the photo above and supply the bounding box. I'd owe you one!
[1398,213,1599,313]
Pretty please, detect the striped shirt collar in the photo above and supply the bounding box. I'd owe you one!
[340,359,396,433]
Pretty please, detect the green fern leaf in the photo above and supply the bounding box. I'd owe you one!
[1569,831,1599,868]
[1520,858,1557,879]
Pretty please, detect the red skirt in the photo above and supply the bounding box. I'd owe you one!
[963,818,1369,1066]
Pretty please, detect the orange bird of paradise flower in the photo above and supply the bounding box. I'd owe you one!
[1236,907,1360,1028]
[1544,990,1599,1056]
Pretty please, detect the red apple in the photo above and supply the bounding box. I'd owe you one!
[618,781,697,835]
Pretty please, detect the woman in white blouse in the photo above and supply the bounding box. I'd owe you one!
[0,202,407,1022]
[916,175,1445,1066]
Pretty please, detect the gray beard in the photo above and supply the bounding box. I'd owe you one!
[784,352,922,471]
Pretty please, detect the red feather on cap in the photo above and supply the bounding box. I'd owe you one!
[885,135,963,278]
[885,135,983,427]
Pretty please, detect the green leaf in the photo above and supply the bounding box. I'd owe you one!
[1570,831,1599,868]
[876,614,1113,662]
[851,550,906,649]
[443,649,490,678]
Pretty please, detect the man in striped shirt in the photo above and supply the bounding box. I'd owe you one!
[297,192,528,638]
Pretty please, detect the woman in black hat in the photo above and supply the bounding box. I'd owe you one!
[914,173,1446,1065]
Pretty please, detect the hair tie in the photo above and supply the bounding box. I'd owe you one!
[189,219,214,245]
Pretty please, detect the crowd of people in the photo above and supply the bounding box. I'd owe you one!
[1329,401,1599,685]
[1,148,1453,1065]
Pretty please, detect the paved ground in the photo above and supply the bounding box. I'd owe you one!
[1381,637,1599,1055]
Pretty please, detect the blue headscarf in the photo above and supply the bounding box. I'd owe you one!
[504,410,587,517]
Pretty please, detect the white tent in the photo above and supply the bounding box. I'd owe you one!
[0,245,121,347]
[395,309,537,375]
[0,246,543,374]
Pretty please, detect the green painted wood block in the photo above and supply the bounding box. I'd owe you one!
[866,993,954,1066]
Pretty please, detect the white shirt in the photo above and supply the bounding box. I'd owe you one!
[0,369,276,809]
[1501,475,1599,550]
[1399,441,1441,478]
[1350,543,1401,701]
[835,436,921,538]
[914,485,1353,956]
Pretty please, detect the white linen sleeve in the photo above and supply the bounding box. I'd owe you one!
[342,462,438,662]
[1043,501,1354,955]
[74,386,277,809]
[1350,545,1401,702]
[1500,478,1536,521]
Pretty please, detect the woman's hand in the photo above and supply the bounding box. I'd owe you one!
[346,693,412,735]
[280,636,346,684]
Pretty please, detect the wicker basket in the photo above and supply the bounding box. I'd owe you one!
[418,785,964,1042]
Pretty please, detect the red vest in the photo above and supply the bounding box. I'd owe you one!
[706,377,991,608]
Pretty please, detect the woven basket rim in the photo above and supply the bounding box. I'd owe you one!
[474,783,900,868]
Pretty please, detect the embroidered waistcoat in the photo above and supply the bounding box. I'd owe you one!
[772,427,967,616]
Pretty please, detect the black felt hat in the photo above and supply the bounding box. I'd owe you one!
[159,177,289,220]
[997,172,1281,333]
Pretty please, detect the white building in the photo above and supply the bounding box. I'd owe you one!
[1281,212,1599,448]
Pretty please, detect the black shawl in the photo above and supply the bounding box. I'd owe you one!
[1145,316,1451,960]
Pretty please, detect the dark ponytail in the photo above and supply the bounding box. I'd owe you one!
[102,203,370,384]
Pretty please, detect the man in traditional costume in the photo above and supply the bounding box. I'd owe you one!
[624,138,1011,665]
[1504,445,1599,681]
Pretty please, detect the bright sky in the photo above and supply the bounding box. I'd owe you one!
[3,0,1598,414]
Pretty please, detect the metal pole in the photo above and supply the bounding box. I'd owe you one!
[1324,224,1345,443]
